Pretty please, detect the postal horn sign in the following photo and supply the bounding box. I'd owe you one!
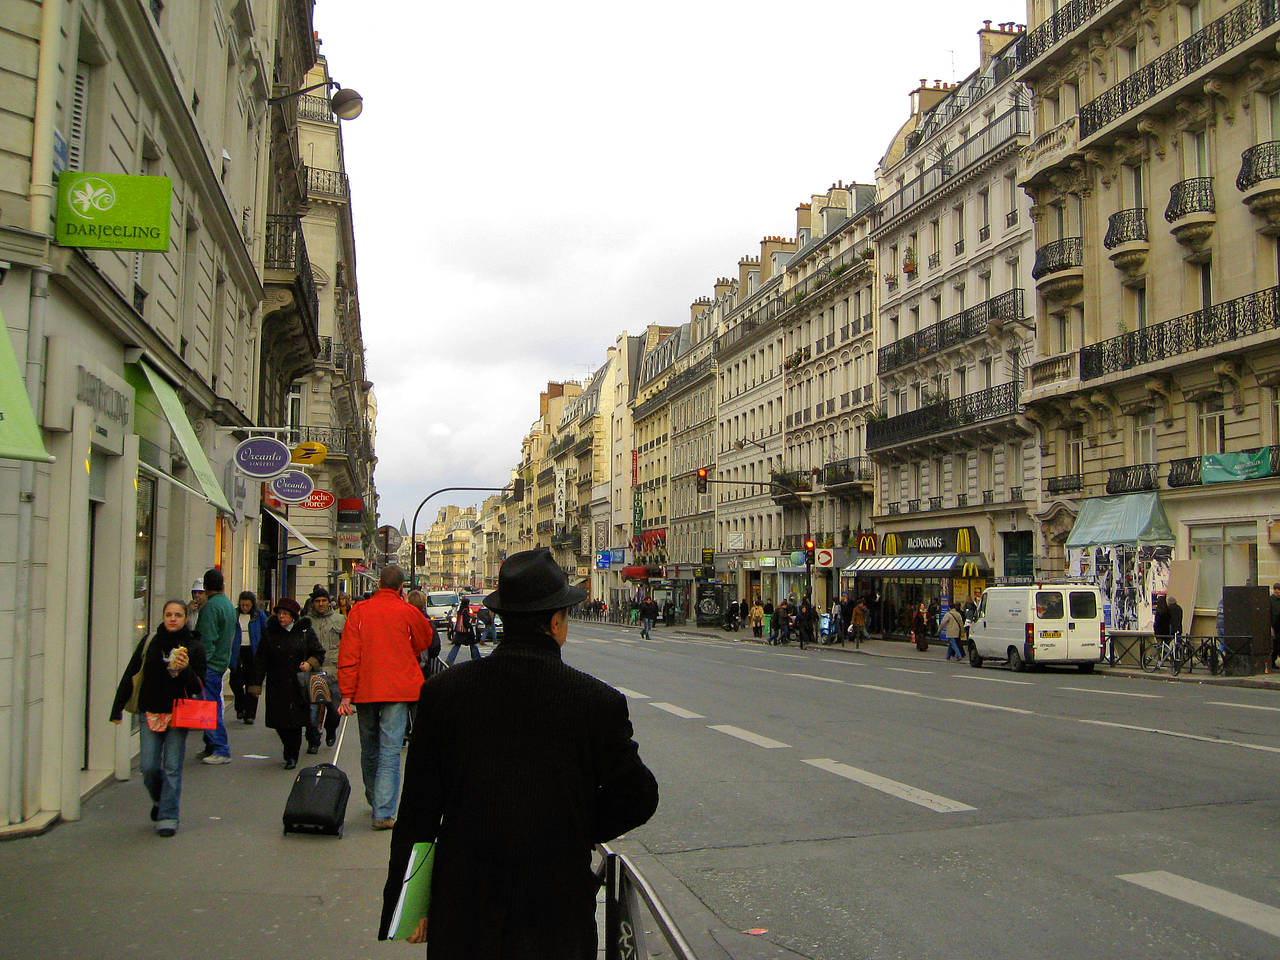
[291,441,328,466]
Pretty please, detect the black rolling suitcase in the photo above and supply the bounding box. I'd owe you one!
[283,763,350,837]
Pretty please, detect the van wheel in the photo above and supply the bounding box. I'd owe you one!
[1007,647,1026,672]
[968,643,983,668]
[1077,662,1095,674]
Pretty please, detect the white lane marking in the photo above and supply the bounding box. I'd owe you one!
[772,653,807,660]
[851,684,925,698]
[1062,686,1161,699]
[888,667,934,675]
[940,698,1034,715]
[1207,701,1280,713]
[802,758,976,813]
[575,637,611,643]
[785,673,847,685]
[953,674,1033,686]
[744,666,782,675]
[708,724,790,749]
[613,686,650,700]
[649,702,706,719]
[1119,871,1280,938]
[1078,718,1280,755]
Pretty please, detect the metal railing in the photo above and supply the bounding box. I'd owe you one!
[979,224,990,241]
[928,251,941,269]
[306,166,349,198]
[1046,474,1084,493]
[297,94,334,122]
[823,456,873,487]
[1016,0,1120,69]
[1103,208,1148,248]
[888,501,902,514]
[1237,140,1280,191]
[264,214,319,324]
[1032,237,1083,279]
[929,496,943,509]
[1106,462,1159,494]
[866,381,1020,450]
[667,356,716,394]
[285,425,350,455]
[1168,446,1280,486]
[1106,634,1255,675]
[1165,177,1216,221]
[878,289,1024,374]
[907,498,921,512]
[1080,284,1280,380]
[1081,0,1280,139]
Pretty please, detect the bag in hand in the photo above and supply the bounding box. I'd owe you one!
[171,695,217,729]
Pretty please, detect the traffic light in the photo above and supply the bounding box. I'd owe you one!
[415,543,426,565]
[804,537,816,566]
[696,468,708,493]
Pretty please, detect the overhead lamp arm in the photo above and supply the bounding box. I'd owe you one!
[268,79,364,120]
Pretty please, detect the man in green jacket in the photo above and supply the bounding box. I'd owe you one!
[196,568,236,764]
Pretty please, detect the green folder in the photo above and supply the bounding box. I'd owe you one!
[387,842,435,940]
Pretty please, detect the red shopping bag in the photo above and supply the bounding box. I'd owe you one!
[171,696,217,729]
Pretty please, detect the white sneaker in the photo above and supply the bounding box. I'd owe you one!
[201,754,231,765]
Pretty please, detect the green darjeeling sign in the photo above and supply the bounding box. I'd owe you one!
[55,172,171,251]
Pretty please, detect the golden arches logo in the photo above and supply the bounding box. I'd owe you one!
[960,561,981,578]
[956,528,972,554]
[857,532,877,553]
[883,533,900,556]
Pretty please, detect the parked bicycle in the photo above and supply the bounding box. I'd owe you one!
[1141,634,1191,674]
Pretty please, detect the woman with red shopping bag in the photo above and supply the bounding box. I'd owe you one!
[109,600,208,837]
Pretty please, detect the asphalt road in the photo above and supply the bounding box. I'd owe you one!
[569,621,1280,960]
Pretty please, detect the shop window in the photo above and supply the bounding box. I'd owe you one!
[133,474,156,640]
[1189,522,1258,609]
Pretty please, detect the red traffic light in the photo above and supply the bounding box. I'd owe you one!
[696,468,707,478]
[804,538,815,550]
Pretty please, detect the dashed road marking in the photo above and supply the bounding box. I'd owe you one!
[649,702,705,719]
[1119,871,1280,938]
[802,758,976,813]
[887,667,933,675]
[785,673,847,685]
[1061,686,1161,698]
[939,697,1034,715]
[708,724,790,749]
[613,686,650,700]
[1206,701,1280,712]
[1078,718,1280,755]
[953,674,1033,686]
[851,684,926,698]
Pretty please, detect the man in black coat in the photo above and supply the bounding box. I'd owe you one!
[380,548,659,958]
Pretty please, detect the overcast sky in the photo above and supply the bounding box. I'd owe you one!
[312,0,1027,532]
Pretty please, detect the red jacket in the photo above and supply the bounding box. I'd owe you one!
[338,589,434,703]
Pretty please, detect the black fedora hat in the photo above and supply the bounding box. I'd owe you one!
[484,548,587,614]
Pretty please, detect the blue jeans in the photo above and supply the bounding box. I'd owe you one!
[445,639,482,664]
[139,722,188,831]
[944,631,964,660]
[202,668,229,757]
[356,701,410,820]
[641,618,654,639]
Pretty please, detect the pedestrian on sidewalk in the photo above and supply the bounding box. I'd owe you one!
[941,605,965,661]
[380,547,658,956]
[772,600,791,645]
[306,586,346,748]
[446,598,483,664]
[748,598,764,638]
[849,597,869,647]
[639,595,658,639]
[337,565,433,830]
[796,596,817,649]
[912,603,929,652]
[109,599,207,837]
[187,579,206,629]
[249,598,324,769]
[196,569,236,765]
[229,591,268,725]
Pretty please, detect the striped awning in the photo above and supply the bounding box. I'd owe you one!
[842,554,991,576]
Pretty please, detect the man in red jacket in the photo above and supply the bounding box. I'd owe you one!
[337,564,433,829]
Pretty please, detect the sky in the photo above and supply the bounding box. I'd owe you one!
[312,0,1028,531]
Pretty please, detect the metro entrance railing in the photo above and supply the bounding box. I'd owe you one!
[596,843,697,960]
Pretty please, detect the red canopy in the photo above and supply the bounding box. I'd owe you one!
[621,566,650,580]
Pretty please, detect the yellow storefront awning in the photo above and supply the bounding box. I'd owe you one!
[0,310,54,463]
[136,360,232,514]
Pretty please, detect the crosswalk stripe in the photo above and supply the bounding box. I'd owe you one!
[1119,871,1280,938]
[708,724,790,749]
[649,702,705,719]
[612,686,650,700]
[802,758,975,813]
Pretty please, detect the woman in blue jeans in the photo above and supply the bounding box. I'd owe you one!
[109,600,207,836]
[446,601,483,664]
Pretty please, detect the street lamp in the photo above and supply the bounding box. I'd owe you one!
[734,437,768,452]
[268,79,364,120]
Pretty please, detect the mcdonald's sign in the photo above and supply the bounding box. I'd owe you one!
[883,533,901,555]
[856,532,878,553]
[883,526,982,555]
[960,561,982,578]
[956,527,973,555]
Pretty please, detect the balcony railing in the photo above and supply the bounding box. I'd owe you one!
[957,493,969,507]
[1029,352,1078,388]
[1106,463,1160,494]
[929,496,944,510]
[287,425,350,456]
[1168,446,1280,487]
[1046,474,1084,494]
[667,356,716,394]
[1080,284,1280,380]
[878,289,1024,374]
[1237,141,1280,191]
[887,501,902,514]
[1080,0,1280,139]
[822,456,873,487]
[1103,208,1148,249]
[1016,0,1120,69]
[264,214,319,325]
[1032,238,1083,280]
[306,166,349,198]
[867,381,1020,451]
[297,94,335,122]
[907,498,921,512]
[1165,177,1216,221]
[979,224,990,241]
[928,251,941,269]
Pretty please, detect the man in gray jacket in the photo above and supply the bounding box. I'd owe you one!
[307,586,345,749]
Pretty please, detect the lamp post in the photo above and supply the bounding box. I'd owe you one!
[408,482,524,588]
[268,79,364,120]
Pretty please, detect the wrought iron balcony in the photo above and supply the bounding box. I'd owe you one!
[1032,238,1083,279]
[979,225,990,241]
[1080,284,1280,380]
[1104,208,1148,249]
[928,251,941,269]
[297,95,335,123]
[1046,474,1084,494]
[1107,463,1159,494]
[667,356,716,394]
[1165,178,1216,221]
[287,425,350,456]
[929,496,944,510]
[878,289,1024,374]
[1166,457,1202,488]
[887,501,902,514]
[982,489,995,504]
[1006,210,1019,227]
[306,166,349,199]
[1015,0,1119,69]
[907,499,921,512]
[1081,0,1280,140]
[957,493,969,507]
[866,381,1020,451]
[823,456,873,487]
[264,214,319,328]
[1237,141,1280,191]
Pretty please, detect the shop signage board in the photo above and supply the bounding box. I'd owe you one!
[695,582,725,627]
[816,548,834,568]
[554,468,566,524]
[337,531,362,551]
[336,497,364,530]
[632,488,642,537]
[291,441,328,465]
[269,469,314,503]
[610,548,626,564]
[1202,449,1271,483]
[702,548,714,566]
[55,172,171,251]
[595,551,611,569]
[235,436,292,479]
[631,450,638,486]
[727,532,745,551]
[882,526,980,555]
[856,532,878,553]
[759,556,777,568]
[298,489,336,510]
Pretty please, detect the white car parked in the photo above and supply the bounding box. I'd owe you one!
[967,584,1106,673]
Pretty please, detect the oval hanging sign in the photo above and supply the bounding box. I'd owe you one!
[298,489,336,510]
[269,469,315,503]
[291,441,328,466]
[234,436,292,479]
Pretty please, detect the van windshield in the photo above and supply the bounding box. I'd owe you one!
[1035,591,1065,619]
[427,592,459,607]
[1069,592,1098,619]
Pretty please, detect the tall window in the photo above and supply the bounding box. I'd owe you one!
[1126,163,1145,208]
[1135,284,1148,330]
[1189,522,1257,609]
[1067,427,1084,476]
[1200,261,1213,310]
[1199,397,1226,454]
[1006,442,1023,489]
[1188,129,1209,178]
[1136,411,1157,464]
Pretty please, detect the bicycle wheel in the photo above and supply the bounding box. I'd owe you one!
[1140,643,1162,673]
[1170,640,1186,676]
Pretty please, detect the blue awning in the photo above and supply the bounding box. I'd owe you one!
[842,553,990,576]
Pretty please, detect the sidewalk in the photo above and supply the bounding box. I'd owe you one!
[594,619,1280,691]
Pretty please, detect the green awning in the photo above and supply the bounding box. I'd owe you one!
[135,360,233,514]
[0,310,54,463]
[1064,492,1175,549]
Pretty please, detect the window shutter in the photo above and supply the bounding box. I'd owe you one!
[68,71,89,170]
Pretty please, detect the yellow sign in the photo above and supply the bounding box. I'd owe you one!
[883,533,900,556]
[957,527,973,554]
[291,441,328,465]
[960,561,982,578]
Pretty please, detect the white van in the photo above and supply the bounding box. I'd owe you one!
[967,585,1106,673]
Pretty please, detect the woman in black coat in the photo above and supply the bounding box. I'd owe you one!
[249,597,324,769]
[109,600,207,836]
